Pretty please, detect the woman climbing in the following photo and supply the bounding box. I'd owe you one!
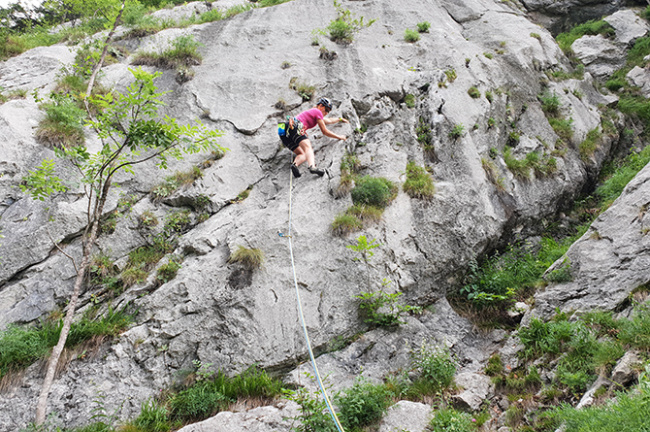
[278,97,349,178]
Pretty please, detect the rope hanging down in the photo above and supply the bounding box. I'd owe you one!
[281,155,346,432]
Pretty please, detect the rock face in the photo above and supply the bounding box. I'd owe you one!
[572,7,649,79]
[521,0,627,34]
[0,0,646,431]
[175,401,300,432]
[526,161,650,321]
[378,400,432,432]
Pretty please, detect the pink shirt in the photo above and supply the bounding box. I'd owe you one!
[296,108,324,131]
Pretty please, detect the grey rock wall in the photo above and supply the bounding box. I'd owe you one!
[526,161,650,322]
[0,0,646,430]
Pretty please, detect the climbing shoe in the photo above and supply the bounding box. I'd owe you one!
[309,166,325,177]
[291,163,301,178]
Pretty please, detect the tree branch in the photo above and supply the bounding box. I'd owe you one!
[46,229,79,275]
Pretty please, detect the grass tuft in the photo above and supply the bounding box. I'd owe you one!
[403,162,434,199]
[228,246,264,270]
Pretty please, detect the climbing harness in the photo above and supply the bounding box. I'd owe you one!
[281,155,346,432]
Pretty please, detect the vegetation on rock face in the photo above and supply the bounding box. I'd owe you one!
[35,94,87,148]
[4,2,650,432]
[517,307,650,402]
[0,306,135,378]
[336,378,393,430]
[350,176,398,209]
[21,67,224,425]
[604,36,650,136]
[539,91,575,147]
[556,19,615,55]
[228,245,264,270]
[416,116,435,156]
[320,0,375,45]
[332,175,397,235]
[152,167,203,201]
[347,235,421,328]
[403,161,434,199]
[548,368,650,432]
[503,147,558,179]
[0,0,294,62]
[404,28,420,43]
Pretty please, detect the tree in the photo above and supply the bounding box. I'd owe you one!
[38,0,126,27]
[22,67,224,425]
[346,234,380,290]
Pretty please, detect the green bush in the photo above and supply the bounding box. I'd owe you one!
[0,28,61,61]
[545,259,572,283]
[429,408,476,432]
[0,87,27,104]
[467,86,481,98]
[518,316,601,393]
[128,245,167,270]
[449,123,465,140]
[351,176,397,209]
[215,366,285,399]
[404,93,416,108]
[403,162,434,199]
[411,344,456,394]
[507,130,521,146]
[169,366,284,423]
[485,354,504,376]
[503,147,531,178]
[355,289,420,327]
[228,245,264,270]
[336,379,392,430]
[404,28,420,43]
[518,317,575,359]
[163,210,191,236]
[286,385,338,432]
[605,77,626,92]
[460,237,567,307]
[618,305,650,350]
[417,21,431,33]
[539,91,561,115]
[346,204,384,224]
[0,322,59,377]
[152,167,203,200]
[289,77,316,101]
[325,0,375,44]
[444,68,457,83]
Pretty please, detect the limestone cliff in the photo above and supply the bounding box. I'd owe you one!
[0,0,648,430]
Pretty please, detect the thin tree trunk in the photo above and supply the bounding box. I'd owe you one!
[84,0,125,114]
[34,188,110,425]
[34,2,126,425]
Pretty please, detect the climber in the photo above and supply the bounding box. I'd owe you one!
[278,97,349,178]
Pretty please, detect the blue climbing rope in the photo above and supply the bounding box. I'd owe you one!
[281,155,346,432]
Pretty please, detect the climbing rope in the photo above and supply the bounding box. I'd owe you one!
[281,155,346,432]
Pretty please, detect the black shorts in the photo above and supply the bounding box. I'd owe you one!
[279,123,307,151]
